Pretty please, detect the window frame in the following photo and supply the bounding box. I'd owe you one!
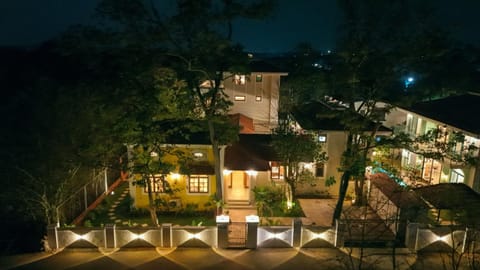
[188,175,209,194]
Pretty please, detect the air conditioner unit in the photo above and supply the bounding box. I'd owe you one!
[168,199,182,209]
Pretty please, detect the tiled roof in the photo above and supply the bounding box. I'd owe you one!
[370,173,427,209]
[292,102,392,132]
[224,134,278,171]
[407,93,480,135]
[414,183,480,210]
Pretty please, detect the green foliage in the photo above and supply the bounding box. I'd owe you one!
[325,176,336,187]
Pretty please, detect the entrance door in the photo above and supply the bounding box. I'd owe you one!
[226,171,250,202]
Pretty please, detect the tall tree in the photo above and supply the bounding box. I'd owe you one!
[271,119,327,202]
[93,0,277,201]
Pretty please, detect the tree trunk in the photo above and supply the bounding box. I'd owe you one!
[146,176,159,226]
[332,170,351,225]
[208,120,223,201]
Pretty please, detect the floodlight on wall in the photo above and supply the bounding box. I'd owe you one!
[246,170,258,176]
[223,169,232,175]
[187,233,200,240]
[170,173,180,180]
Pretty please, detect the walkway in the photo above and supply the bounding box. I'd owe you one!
[106,182,149,227]
[298,198,337,227]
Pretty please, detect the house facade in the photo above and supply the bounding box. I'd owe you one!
[382,93,480,192]
[224,62,288,134]
[129,143,218,211]
[290,101,392,197]
[129,63,288,210]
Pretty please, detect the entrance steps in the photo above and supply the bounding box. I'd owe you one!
[226,200,255,209]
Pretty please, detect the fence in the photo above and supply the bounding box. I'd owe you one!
[405,223,480,253]
[56,168,119,226]
[47,218,479,253]
[47,217,342,250]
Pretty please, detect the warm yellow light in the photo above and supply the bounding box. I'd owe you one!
[171,173,180,180]
[74,233,88,241]
[303,163,313,170]
[131,233,146,240]
[187,233,200,240]
[286,200,293,209]
[313,232,328,240]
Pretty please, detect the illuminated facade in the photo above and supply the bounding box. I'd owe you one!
[383,93,480,191]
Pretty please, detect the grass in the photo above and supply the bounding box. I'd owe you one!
[82,181,215,227]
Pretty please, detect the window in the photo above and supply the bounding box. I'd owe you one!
[145,175,166,193]
[234,75,246,85]
[315,163,325,177]
[450,169,464,183]
[192,150,206,160]
[255,96,262,102]
[255,74,262,82]
[234,95,246,101]
[188,175,209,193]
[318,134,327,142]
[270,161,284,180]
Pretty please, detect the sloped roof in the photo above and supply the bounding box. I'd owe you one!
[249,59,288,74]
[414,183,480,209]
[292,102,392,132]
[224,134,278,171]
[370,173,427,209]
[407,93,480,135]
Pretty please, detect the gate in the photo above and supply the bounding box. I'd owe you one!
[228,222,247,247]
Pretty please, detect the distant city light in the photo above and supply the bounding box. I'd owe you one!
[404,76,415,88]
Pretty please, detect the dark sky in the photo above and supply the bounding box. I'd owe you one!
[0,0,479,52]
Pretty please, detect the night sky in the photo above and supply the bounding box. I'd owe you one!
[0,0,479,52]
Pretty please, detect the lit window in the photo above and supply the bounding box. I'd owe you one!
[256,74,262,82]
[255,96,262,102]
[270,162,284,180]
[318,134,327,142]
[315,163,325,177]
[234,75,246,85]
[234,95,246,101]
[145,175,166,193]
[188,175,209,193]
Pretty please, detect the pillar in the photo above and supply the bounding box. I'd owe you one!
[162,223,172,247]
[292,218,302,247]
[47,224,58,250]
[105,224,116,248]
[216,215,230,248]
[246,215,260,249]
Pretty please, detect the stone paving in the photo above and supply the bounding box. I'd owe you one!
[298,198,337,227]
[107,184,149,227]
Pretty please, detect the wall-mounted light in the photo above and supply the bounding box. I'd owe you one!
[170,173,180,180]
[246,170,258,176]
[223,169,232,175]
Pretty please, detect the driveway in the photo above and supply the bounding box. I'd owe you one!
[298,199,337,227]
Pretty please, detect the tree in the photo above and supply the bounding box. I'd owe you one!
[93,0,277,201]
[301,0,476,223]
[271,119,327,202]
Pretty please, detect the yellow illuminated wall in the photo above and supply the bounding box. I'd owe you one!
[132,144,216,211]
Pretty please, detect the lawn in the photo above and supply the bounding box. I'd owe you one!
[81,181,216,227]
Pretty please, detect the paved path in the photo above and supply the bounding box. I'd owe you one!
[298,199,337,227]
